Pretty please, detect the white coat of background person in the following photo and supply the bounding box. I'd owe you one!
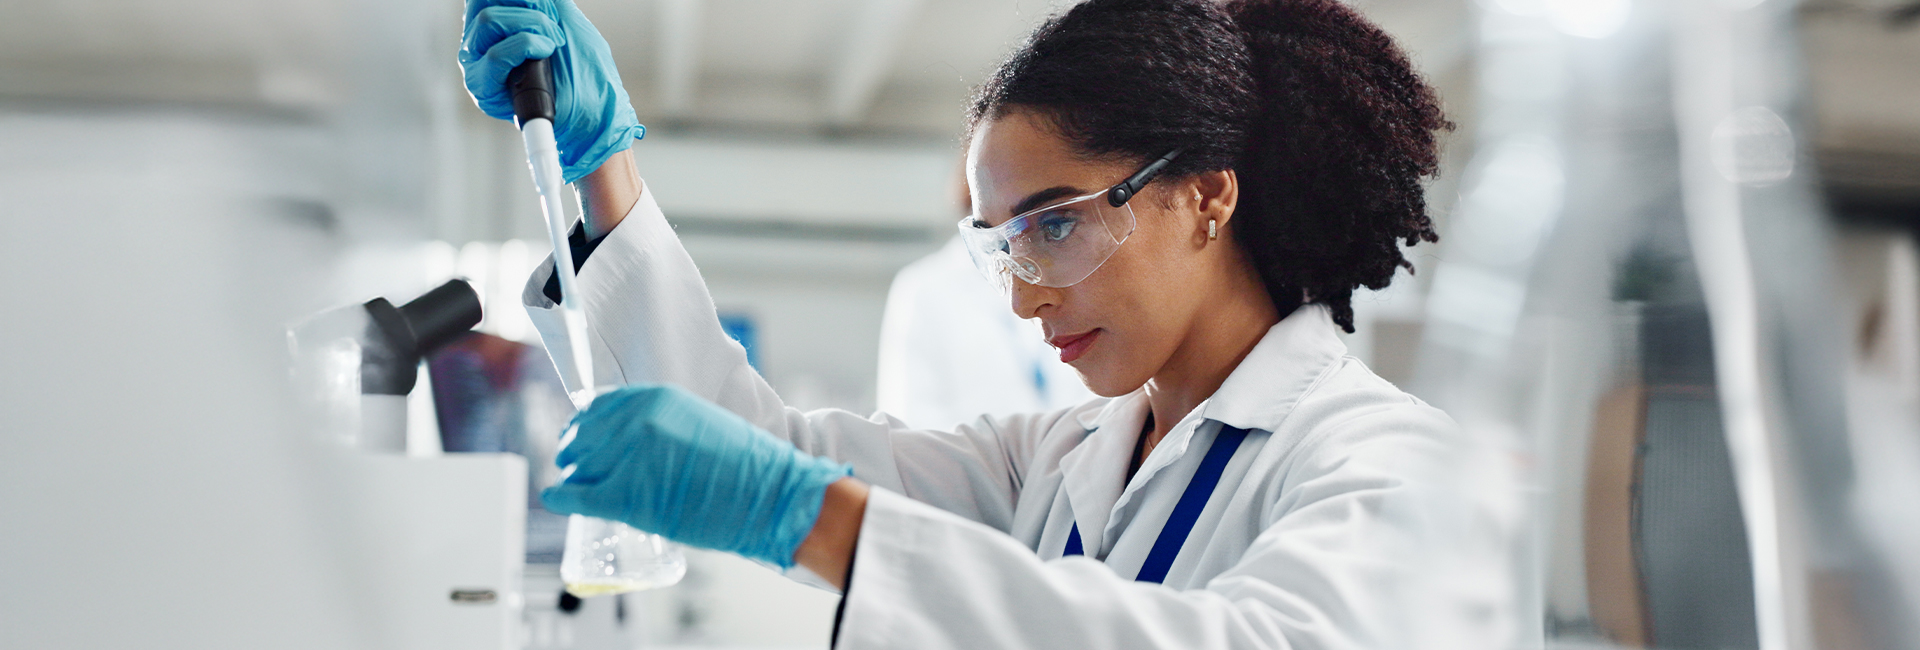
[878,171,1095,430]
[462,0,1521,648]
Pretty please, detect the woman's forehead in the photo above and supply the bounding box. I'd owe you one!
[966,113,1113,221]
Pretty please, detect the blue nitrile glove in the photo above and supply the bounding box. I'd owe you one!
[460,0,645,183]
[541,385,853,569]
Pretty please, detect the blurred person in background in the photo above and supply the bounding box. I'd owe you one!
[461,0,1512,647]
[877,166,1095,431]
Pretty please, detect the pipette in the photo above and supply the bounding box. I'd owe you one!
[506,59,596,409]
[506,57,688,597]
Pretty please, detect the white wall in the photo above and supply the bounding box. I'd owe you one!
[0,108,376,650]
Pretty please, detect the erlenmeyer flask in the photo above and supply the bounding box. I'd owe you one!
[559,515,686,597]
[555,387,686,597]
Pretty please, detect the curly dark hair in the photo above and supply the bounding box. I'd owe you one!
[967,0,1449,332]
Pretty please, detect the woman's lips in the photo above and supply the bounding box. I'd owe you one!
[1048,329,1101,364]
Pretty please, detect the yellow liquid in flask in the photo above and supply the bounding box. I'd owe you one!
[564,580,642,598]
[565,568,687,597]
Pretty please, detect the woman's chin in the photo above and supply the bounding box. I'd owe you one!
[1074,362,1149,399]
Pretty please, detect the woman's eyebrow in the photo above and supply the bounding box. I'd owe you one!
[1010,186,1085,217]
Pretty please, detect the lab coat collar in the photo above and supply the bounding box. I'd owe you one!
[1056,305,1346,556]
[1202,304,1347,434]
[1075,390,1129,430]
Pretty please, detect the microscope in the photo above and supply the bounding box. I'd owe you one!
[288,279,532,650]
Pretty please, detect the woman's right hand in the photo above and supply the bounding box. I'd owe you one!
[460,0,646,184]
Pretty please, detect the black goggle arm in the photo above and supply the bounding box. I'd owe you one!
[1105,148,1186,208]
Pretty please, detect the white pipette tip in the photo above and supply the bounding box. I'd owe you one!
[521,116,598,398]
[568,388,599,411]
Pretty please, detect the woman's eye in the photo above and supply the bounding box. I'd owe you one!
[1038,215,1078,242]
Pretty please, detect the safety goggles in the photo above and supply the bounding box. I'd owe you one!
[959,148,1184,290]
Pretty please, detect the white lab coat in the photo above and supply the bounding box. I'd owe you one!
[876,235,1095,431]
[524,187,1517,649]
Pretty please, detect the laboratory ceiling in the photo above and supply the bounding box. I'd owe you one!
[582,0,1475,136]
[5,0,1913,202]
[0,0,1471,139]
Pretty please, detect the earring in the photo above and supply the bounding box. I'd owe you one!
[1208,219,1218,240]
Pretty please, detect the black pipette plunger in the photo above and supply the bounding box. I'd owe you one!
[507,58,556,128]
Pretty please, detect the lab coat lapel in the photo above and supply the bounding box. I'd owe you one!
[1103,409,1202,550]
[1055,389,1148,558]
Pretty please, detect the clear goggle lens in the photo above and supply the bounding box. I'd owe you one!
[957,190,1137,290]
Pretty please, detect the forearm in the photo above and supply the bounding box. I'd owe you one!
[796,477,870,590]
[576,148,642,238]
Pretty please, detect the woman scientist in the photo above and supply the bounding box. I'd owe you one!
[462,0,1508,646]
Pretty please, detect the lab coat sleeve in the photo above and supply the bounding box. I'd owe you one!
[836,406,1501,650]
[523,186,1065,531]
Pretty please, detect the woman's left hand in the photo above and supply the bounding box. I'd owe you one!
[541,384,852,569]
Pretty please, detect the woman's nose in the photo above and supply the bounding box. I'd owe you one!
[1009,277,1056,320]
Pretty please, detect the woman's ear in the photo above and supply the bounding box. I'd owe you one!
[1195,169,1238,225]
[1175,169,1238,241]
